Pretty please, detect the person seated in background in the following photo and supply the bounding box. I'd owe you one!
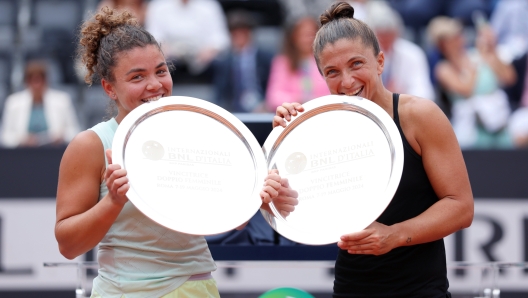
[364,0,435,100]
[265,16,330,112]
[97,0,148,26]
[212,9,274,113]
[388,0,491,45]
[491,0,528,148]
[280,0,370,22]
[278,0,337,21]
[490,0,528,63]
[508,107,528,148]
[2,60,79,148]
[428,16,516,149]
[0,60,80,148]
[506,50,528,148]
[145,0,230,84]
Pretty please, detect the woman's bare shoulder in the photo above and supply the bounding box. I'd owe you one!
[398,94,453,154]
[399,94,444,121]
[66,130,103,154]
[60,130,105,176]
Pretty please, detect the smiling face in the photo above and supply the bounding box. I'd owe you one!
[102,44,172,123]
[318,38,384,101]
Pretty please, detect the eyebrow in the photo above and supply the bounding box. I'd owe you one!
[125,62,167,75]
[322,56,363,72]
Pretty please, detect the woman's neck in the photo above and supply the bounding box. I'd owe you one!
[370,87,394,117]
[31,91,44,104]
[445,50,470,69]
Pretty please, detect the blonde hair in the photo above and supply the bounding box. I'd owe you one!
[427,16,463,47]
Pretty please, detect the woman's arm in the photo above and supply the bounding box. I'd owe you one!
[435,60,477,98]
[55,131,129,259]
[476,27,517,87]
[338,97,474,255]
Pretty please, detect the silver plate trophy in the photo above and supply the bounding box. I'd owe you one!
[112,96,267,235]
[261,95,404,245]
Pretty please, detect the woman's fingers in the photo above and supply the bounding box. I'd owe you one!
[273,103,305,128]
[106,149,113,165]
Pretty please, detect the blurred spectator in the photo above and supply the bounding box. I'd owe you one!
[506,51,528,148]
[279,0,368,21]
[504,51,527,111]
[428,16,516,149]
[490,0,528,62]
[266,16,330,112]
[490,0,528,110]
[1,60,80,148]
[508,107,528,148]
[279,0,337,21]
[346,0,369,21]
[97,0,148,26]
[212,9,274,113]
[364,1,435,100]
[145,0,230,83]
[388,0,491,45]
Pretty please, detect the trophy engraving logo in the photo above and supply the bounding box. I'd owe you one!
[142,140,165,160]
[285,152,307,174]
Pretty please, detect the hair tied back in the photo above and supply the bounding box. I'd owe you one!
[320,1,355,26]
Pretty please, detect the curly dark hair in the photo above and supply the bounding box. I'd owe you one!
[77,6,160,85]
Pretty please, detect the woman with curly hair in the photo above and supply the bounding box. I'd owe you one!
[54,7,296,297]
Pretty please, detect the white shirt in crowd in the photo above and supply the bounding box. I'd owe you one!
[382,38,435,101]
[145,0,230,72]
[1,88,80,147]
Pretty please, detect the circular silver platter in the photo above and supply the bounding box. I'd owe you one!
[261,95,404,245]
[112,96,267,235]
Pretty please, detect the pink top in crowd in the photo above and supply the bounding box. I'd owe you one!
[265,55,330,112]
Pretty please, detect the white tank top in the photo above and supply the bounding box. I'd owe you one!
[89,118,216,298]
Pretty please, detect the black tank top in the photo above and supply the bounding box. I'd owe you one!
[333,94,450,298]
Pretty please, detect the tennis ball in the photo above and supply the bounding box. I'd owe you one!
[259,287,315,298]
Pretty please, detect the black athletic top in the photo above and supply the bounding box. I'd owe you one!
[333,94,450,298]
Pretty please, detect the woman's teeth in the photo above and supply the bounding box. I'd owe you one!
[345,87,363,96]
[141,95,162,103]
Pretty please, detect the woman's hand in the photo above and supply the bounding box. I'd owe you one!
[260,169,299,218]
[273,102,305,128]
[475,25,516,86]
[337,222,400,256]
[260,169,281,203]
[475,25,497,57]
[273,175,299,218]
[104,149,129,206]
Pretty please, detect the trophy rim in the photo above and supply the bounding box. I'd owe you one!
[112,96,267,235]
[262,95,404,245]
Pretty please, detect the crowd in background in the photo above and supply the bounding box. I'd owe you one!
[0,0,527,149]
